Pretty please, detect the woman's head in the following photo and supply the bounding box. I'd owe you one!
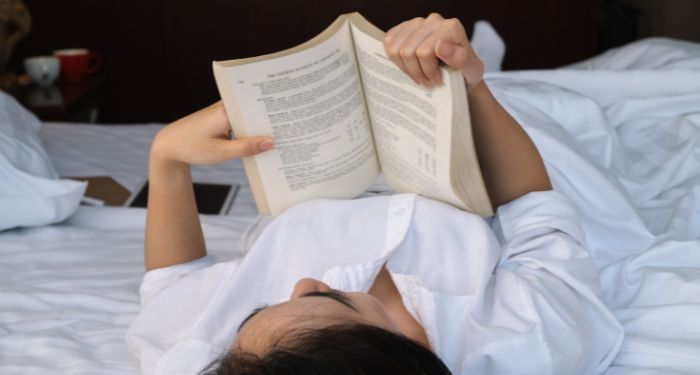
[203,323,450,374]
[202,278,451,374]
[235,278,402,353]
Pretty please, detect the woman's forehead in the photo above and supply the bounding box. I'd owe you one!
[235,299,361,352]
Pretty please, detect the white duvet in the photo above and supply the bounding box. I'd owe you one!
[487,38,700,374]
[1,38,699,373]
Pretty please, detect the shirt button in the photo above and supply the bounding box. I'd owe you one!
[394,208,406,215]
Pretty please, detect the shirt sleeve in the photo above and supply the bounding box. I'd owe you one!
[490,190,623,374]
[139,255,219,305]
[241,215,274,253]
[127,256,236,375]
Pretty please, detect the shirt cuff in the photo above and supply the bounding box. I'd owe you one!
[493,190,585,246]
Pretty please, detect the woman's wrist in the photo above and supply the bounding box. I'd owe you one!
[463,60,484,91]
[149,132,190,178]
[467,79,488,100]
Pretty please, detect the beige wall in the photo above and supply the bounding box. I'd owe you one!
[630,0,700,42]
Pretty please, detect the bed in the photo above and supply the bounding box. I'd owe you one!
[1,37,699,374]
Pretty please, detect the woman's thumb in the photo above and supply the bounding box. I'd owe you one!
[435,40,484,88]
[435,40,468,72]
[221,136,274,158]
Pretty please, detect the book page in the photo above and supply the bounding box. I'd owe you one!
[349,20,463,207]
[215,20,379,215]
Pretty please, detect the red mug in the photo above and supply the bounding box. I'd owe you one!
[53,49,102,82]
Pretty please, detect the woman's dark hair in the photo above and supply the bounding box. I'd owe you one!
[200,323,451,374]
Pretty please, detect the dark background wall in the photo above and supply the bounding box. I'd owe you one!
[630,0,700,41]
[598,0,700,51]
[8,0,682,124]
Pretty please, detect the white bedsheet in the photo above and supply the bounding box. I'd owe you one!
[1,124,260,373]
[0,207,252,373]
[486,78,700,373]
[485,38,700,374]
[1,38,699,373]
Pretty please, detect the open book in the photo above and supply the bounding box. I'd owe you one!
[213,12,492,216]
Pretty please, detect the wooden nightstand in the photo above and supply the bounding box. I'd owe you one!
[7,77,103,123]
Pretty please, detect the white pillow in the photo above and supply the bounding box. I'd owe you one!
[471,20,505,73]
[0,91,85,231]
[564,37,700,71]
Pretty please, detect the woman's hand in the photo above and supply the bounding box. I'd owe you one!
[384,13,552,208]
[383,13,483,89]
[151,101,273,166]
[145,102,273,271]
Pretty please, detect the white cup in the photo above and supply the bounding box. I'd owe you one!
[24,56,61,87]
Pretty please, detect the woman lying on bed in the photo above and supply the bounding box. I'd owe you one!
[127,13,622,375]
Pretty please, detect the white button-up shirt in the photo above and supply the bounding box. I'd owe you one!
[127,191,623,374]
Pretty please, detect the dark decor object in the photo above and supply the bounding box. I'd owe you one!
[9,1,598,124]
[0,0,31,73]
[7,76,103,122]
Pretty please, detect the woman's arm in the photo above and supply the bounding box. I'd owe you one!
[145,102,273,271]
[468,82,551,207]
[383,14,551,208]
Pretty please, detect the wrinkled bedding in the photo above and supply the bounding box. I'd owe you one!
[1,38,699,373]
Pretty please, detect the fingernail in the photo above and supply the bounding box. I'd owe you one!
[436,40,453,57]
[258,139,273,151]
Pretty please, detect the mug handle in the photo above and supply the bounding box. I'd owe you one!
[86,53,103,75]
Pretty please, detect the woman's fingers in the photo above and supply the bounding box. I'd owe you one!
[154,100,275,166]
[417,35,441,86]
[384,14,445,87]
[397,18,439,85]
[385,17,432,85]
[413,13,444,86]
[383,14,483,89]
[384,18,422,81]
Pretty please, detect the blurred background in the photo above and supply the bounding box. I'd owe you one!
[2,0,699,124]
